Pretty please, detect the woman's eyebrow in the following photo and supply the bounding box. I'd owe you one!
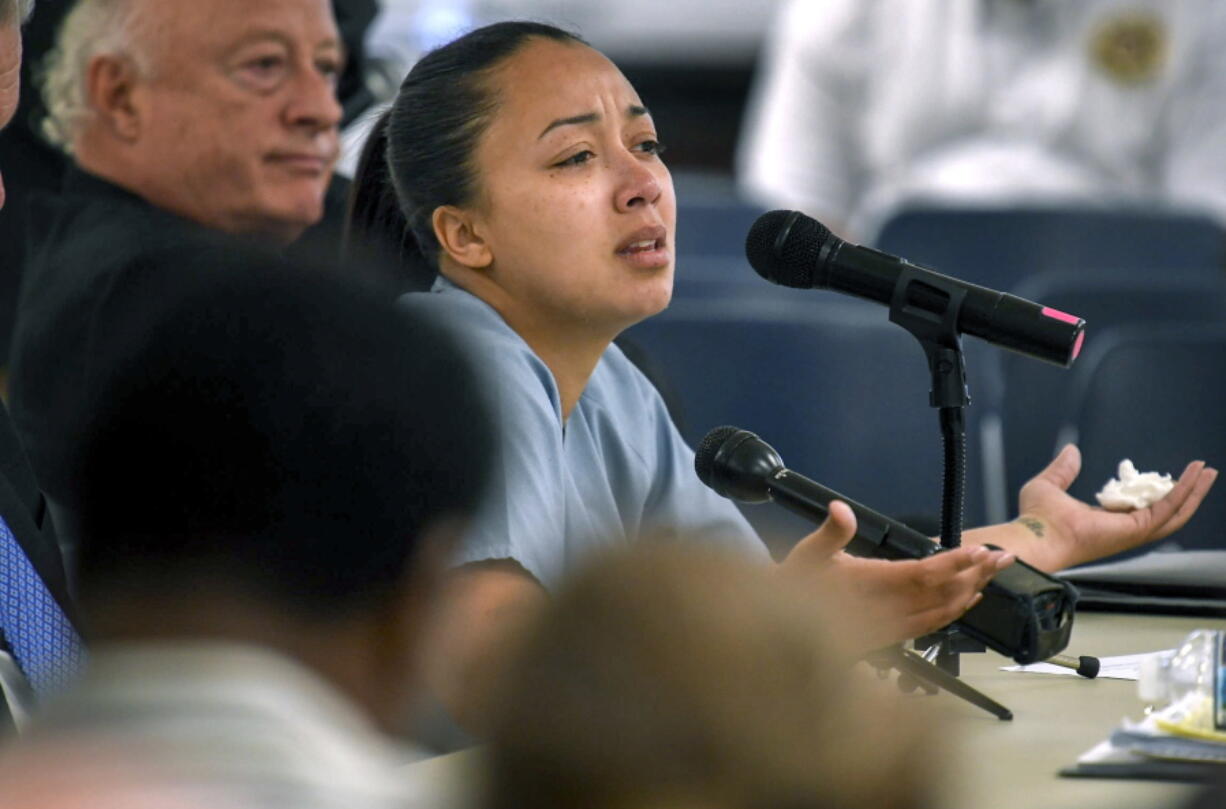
[538,112,598,139]
[537,105,652,140]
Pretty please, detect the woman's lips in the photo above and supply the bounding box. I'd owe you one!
[616,225,670,269]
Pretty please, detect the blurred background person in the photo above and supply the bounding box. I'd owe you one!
[0,0,80,736]
[3,252,496,808]
[738,0,1226,240]
[483,543,939,809]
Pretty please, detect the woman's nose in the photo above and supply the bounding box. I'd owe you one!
[614,152,663,212]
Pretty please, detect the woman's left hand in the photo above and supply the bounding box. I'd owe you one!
[999,444,1217,571]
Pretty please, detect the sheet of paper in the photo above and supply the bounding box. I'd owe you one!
[1000,650,1169,680]
[1075,738,1146,764]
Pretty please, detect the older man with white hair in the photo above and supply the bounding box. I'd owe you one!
[8,0,350,518]
[39,0,345,241]
[0,0,376,366]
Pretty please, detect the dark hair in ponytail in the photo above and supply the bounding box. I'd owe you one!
[344,107,419,290]
[346,21,587,290]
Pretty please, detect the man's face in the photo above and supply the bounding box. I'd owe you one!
[126,0,342,242]
[0,21,21,211]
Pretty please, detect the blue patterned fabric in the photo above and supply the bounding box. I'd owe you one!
[0,515,83,696]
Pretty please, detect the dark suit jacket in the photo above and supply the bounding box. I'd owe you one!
[5,167,338,730]
[9,168,282,506]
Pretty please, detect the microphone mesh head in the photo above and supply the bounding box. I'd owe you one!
[694,425,741,488]
[744,210,837,289]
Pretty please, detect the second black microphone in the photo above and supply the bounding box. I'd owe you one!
[694,425,1078,664]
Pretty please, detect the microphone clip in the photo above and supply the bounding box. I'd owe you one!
[888,263,972,410]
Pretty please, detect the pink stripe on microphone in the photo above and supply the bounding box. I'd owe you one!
[1072,330,1085,361]
[1041,306,1082,325]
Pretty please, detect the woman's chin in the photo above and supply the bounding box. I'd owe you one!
[615,286,673,331]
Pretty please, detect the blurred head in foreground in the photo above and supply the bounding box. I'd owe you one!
[484,544,936,809]
[63,251,494,726]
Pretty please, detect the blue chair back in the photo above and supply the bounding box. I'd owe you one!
[994,271,1226,510]
[670,255,800,303]
[1055,323,1226,557]
[625,295,992,551]
[675,200,765,259]
[872,205,1226,293]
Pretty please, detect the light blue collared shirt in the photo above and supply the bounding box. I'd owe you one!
[399,278,768,588]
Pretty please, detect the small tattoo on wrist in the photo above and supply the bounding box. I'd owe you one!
[1017,517,1045,538]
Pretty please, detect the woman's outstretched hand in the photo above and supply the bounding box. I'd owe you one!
[777,445,1216,653]
[964,445,1218,572]
[779,501,1014,652]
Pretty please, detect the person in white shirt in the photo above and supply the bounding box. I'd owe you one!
[739,0,1226,239]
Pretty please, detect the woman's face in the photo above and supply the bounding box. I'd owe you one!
[461,39,676,337]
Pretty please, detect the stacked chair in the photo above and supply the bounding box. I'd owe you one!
[1000,271,1226,511]
[873,205,1225,292]
[1054,323,1226,556]
[871,204,1225,542]
[626,296,993,553]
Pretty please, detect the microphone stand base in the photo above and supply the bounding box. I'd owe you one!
[916,627,987,676]
[869,645,1013,721]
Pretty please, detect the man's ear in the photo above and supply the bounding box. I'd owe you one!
[84,54,145,141]
[433,205,493,270]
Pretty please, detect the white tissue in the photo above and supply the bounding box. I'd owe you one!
[1096,459,1174,511]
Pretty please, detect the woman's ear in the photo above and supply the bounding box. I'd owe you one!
[433,205,493,270]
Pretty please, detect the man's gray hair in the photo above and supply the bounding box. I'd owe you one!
[40,0,148,152]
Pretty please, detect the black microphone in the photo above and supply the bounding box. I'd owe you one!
[694,426,1078,664]
[695,426,942,561]
[744,210,1086,367]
